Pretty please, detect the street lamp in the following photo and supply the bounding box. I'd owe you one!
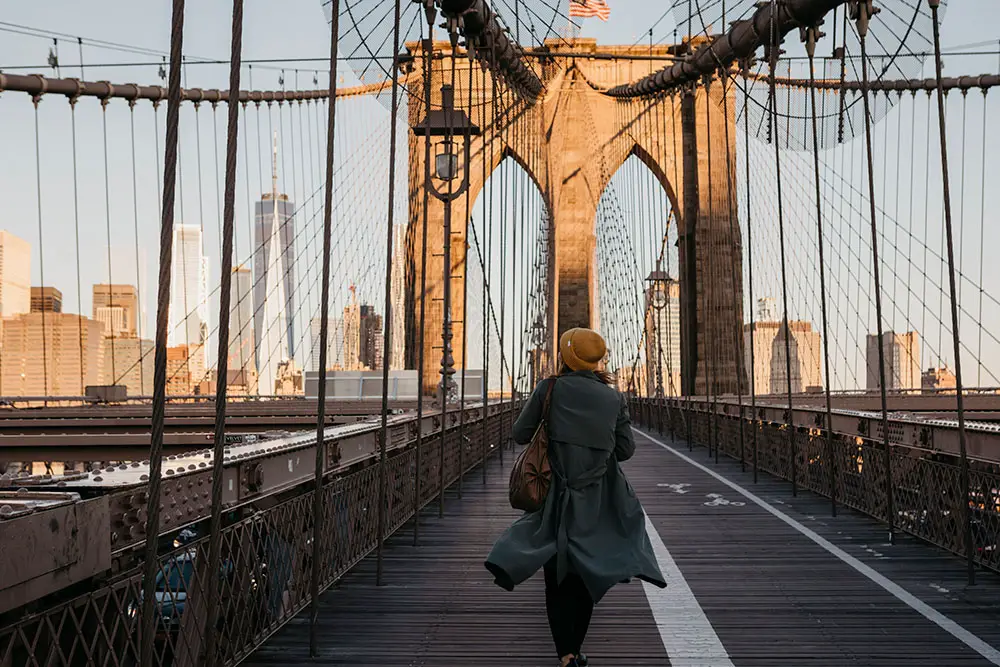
[414,77,480,404]
[434,138,459,181]
[647,267,672,435]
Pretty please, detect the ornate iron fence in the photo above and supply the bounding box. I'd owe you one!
[0,404,512,667]
[632,397,1000,576]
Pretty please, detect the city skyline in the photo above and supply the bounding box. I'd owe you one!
[0,228,962,398]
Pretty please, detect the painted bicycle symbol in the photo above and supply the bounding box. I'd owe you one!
[703,493,745,507]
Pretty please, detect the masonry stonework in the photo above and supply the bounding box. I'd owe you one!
[405,38,744,396]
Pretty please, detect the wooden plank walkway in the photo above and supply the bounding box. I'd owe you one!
[245,428,1000,667]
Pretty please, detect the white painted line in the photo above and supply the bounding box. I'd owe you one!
[635,428,1000,666]
[641,513,735,667]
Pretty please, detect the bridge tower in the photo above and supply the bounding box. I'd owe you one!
[405,38,743,397]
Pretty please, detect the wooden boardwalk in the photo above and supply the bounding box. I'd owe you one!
[245,429,1000,667]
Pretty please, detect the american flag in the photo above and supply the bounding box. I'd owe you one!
[569,0,611,21]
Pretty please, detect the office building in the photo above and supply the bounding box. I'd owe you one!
[0,230,31,320]
[167,225,209,368]
[359,304,383,372]
[254,133,297,367]
[342,287,362,371]
[274,358,303,395]
[104,337,154,396]
[30,286,62,313]
[227,266,256,380]
[643,272,681,397]
[164,344,210,396]
[336,285,382,372]
[769,321,823,394]
[94,307,127,337]
[256,215,288,394]
[743,321,780,395]
[388,223,406,370]
[866,331,920,390]
[922,366,956,392]
[309,316,346,372]
[0,312,105,396]
[93,284,138,336]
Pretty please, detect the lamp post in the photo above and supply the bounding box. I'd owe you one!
[413,33,480,517]
[414,81,480,403]
[647,267,670,435]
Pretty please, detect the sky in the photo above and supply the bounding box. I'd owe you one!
[0,1,998,390]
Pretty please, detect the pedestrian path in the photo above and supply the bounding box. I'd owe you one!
[246,429,1000,666]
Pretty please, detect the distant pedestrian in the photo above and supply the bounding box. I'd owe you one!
[485,327,666,667]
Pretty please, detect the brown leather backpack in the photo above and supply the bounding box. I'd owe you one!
[508,377,556,513]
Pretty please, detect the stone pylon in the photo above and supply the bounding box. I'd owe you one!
[404,37,743,397]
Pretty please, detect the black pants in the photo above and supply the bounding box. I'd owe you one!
[543,557,594,657]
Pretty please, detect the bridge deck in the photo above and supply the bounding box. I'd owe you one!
[246,429,1000,667]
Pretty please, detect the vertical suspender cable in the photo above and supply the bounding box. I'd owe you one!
[804,26,838,517]
[767,0,796,495]
[203,2,243,663]
[720,68,746,471]
[310,0,341,652]
[488,63,500,466]
[481,48,490,487]
[853,0,893,541]
[32,100,49,402]
[498,96,508,456]
[70,99,86,394]
[458,57,475,498]
[742,62,758,484]
[101,100,117,384]
[928,0,975,585]
[376,0,405,586]
[130,103,146,388]
[140,0,185,664]
[976,90,987,386]
[414,10,434,546]
[703,77,718,463]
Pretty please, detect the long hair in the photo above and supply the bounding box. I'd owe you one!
[558,363,614,386]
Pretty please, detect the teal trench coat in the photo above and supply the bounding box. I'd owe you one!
[485,371,666,602]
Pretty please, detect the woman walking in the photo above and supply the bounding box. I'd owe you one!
[485,328,666,667]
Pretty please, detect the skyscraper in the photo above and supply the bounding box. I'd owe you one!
[256,209,289,395]
[359,304,384,371]
[389,223,406,370]
[922,366,956,392]
[743,298,780,395]
[309,316,345,372]
[227,266,256,382]
[105,336,154,396]
[93,284,138,336]
[254,132,296,369]
[769,321,823,394]
[0,312,105,396]
[0,230,31,320]
[342,286,361,371]
[168,224,209,377]
[644,272,681,397]
[866,331,920,391]
[30,287,62,313]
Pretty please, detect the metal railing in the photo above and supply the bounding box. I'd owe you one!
[0,402,515,667]
[630,397,1000,576]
